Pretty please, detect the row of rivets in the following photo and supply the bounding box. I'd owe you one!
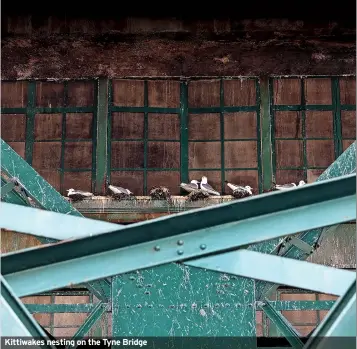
[123,303,253,309]
[153,242,208,254]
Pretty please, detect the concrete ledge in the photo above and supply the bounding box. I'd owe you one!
[68,195,235,223]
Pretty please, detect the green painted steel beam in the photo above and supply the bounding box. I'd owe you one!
[26,303,98,313]
[0,276,53,347]
[1,181,16,198]
[258,300,304,349]
[179,81,189,186]
[2,174,355,297]
[185,250,355,296]
[23,300,334,314]
[94,78,109,195]
[0,203,123,240]
[260,77,273,191]
[305,280,356,349]
[71,302,107,343]
[1,177,29,206]
[24,82,36,165]
[1,138,81,215]
[1,138,112,302]
[255,142,357,300]
[271,301,335,311]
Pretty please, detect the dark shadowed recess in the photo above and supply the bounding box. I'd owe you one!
[1,0,356,22]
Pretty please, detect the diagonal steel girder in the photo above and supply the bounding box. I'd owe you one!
[0,138,119,301]
[304,280,356,349]
[1,138,80,216]
[0,203,125,240]
[258,300,304,349]
[184,250,356,296]
[255,141,357,300]
[1,177,29,207]
[1,174,355,297]
[0,275,54,347]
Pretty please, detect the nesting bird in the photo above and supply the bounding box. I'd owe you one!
[187,189,210,202]
[107,181,134,200]
[149,186,171,201]
[200,176,220,196]
[272,180,306,191]
[67,188,94,202]
[225,180,253,199]
[180,180,200,194]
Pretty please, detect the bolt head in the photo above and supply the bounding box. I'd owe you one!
[177,249,184,255]
[177,240,184,246]
[200,244,207,250]
[154,245,160,251]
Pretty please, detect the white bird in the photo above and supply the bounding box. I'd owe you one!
[67,188,94,201]
[108,184,133,196]
[275,180,306,191]
[180,180,200,193]
[200,176,220,196]
[225,180,253,198]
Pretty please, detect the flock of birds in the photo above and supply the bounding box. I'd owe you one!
[67,176,306,203]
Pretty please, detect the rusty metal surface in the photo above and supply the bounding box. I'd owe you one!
[1,18,355,79]
[307,223,356,268]
[2,38,355,79]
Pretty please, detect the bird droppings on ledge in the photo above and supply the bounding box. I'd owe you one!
[66,195,236,209]
[64,195,238,223]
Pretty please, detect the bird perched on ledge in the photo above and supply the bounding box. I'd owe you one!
[269,180,306,191]
[180,179,211,202]
[106,181,135,200]
[180,180,200,193]
[225,181,253,199]
[200,176,220,196]
[149,186,171,202]
[67,188,94,202]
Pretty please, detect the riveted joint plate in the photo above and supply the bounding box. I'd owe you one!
[287,236,315,255]
[112,263,257,344]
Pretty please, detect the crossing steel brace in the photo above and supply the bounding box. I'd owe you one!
[1,138,123,302]
[1,174,355,296]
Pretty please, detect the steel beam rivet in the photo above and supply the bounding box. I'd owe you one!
[154,245,160,251]
[177,240,184,246]
[177,249,184,255]
[200,244,207,250]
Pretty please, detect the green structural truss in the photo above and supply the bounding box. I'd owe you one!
[1,133,356,348]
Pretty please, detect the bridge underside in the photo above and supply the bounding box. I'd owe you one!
[1,139,356,348]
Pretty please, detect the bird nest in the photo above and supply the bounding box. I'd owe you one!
[109,193,136,201]
[149,186,172,202]
[187,190,210,202]
[232,189,252,199]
